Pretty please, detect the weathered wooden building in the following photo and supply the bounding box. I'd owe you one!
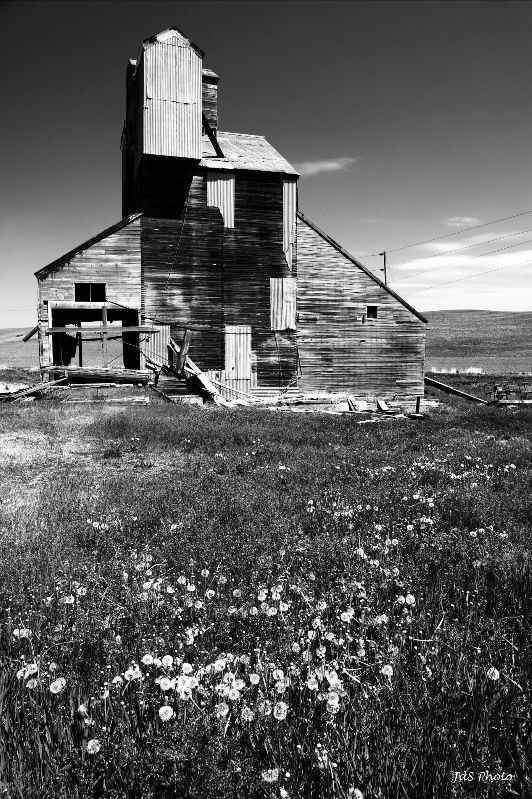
[34,27,427,398]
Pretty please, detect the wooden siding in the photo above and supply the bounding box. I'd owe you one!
[202,72,218,133]
[140,171,297,388]
[141,175,224,371]
[296,219,426,396]
[36,219,142,368]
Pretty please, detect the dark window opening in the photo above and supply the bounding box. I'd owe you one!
[367,305,378,320]
[75,283,106,302]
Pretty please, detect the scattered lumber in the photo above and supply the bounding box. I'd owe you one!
[2,377,68,403]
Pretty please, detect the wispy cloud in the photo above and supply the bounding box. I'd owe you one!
[445,216,482,228]
[295,156,360,178]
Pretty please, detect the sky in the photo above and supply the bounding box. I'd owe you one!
[1,0,532,328]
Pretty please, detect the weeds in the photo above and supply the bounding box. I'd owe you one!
[0,398,531,797]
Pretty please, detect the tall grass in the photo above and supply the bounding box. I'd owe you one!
[0,401,530,797]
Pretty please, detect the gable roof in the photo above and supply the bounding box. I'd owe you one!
[201,132,299,176]
[141,27,205,58]
[297,211,428,324]
[35,213,142,279]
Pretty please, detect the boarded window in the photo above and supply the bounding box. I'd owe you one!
[367,305,378,319]
[270,278,297,330]
[74,283,106,302]
[207,171,235,227]
[283,180,297,270]
[224,325,251,378]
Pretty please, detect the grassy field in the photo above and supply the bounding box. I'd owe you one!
[0,371,531,798]
[424,311,532,375]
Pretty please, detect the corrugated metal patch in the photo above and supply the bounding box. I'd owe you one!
[143,99,202,158]
[224,325,251,378]
[143,41,202,159]
[283,180,297,270]
[207,172,235,227]
[270,278,297,330]
[143,324,170,366]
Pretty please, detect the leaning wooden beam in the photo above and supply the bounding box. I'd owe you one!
[424,376,488,405]
[23,325,39,342]
[202,113,224,158]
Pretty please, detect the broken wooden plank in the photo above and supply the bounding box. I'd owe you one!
[176,329,193,373]
[46,326,159,334]
[424,376,488,405]
[9,377,67,402]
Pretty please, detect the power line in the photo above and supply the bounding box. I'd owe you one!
[360,209,532,257]
[391,227,532,274]
[408,258,532,295]
[392,234,532,283]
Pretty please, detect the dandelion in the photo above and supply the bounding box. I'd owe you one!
[159,677,174,692]
[215,701,229,717]
[13,628,31,639]
[306,676,319,690]
[162,655,174,668]
[249,673,260,685]
[241,705,255,722]
[228,688,241,701]
[49,677,66,694]
[261,768,279,783]
[273,668,284,681]
[273,701,288,720]
[257,589,267,602]
[186,584,196,593]
[267,606,277,617]
[26,679,38,689]
[205,589,215,600]
[166,585,175,594]
[181,662,193,675]
[86,739,101,755]
[380,665,393,679]
[218,575,228,585]
[112,675,123,685]
[177,576,187,585]
[78,703,88,716]
[158,705,174,721]
[142,654,154,666]
[201,568,210,578]
[25,663,38,676]
[487,667,500,681]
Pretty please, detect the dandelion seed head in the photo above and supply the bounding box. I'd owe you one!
[86,739,101,755]
[158,705,174,721]
[49,677,66,694]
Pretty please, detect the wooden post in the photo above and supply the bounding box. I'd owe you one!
[379,251,387,284]
[176,329,193,373]
[77,321,83,367]
[138,311,146,370]
[416,396,421,414]
[101,305,108,367]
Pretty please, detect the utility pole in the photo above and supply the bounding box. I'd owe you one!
[379,250,387,284]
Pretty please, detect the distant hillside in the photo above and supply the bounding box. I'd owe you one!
[424,310,532,374]
[0,328,39,368]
